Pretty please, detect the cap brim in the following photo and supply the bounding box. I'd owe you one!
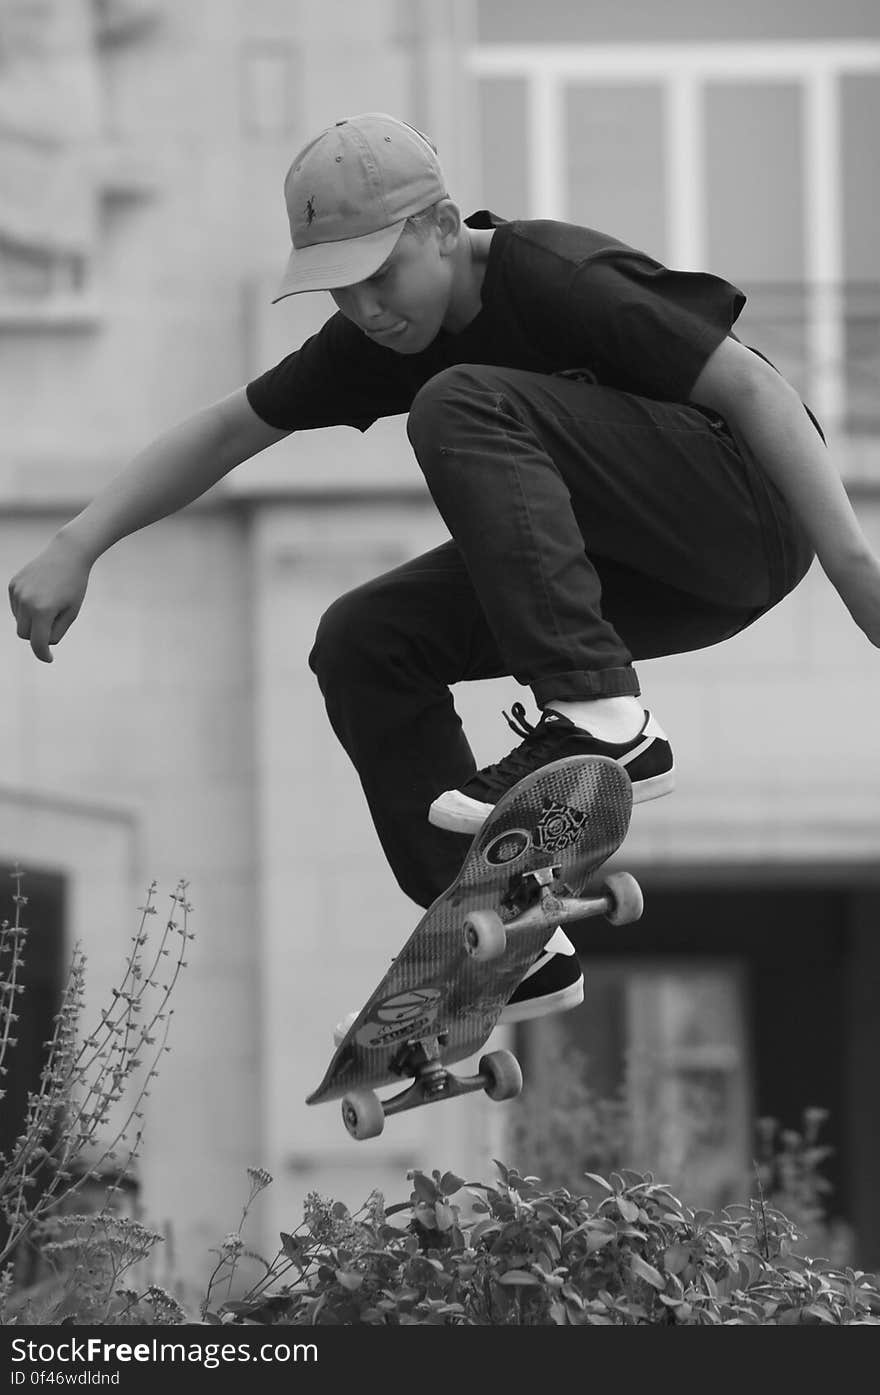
[271,219,407,301]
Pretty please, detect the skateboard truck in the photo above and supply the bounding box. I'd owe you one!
[462,868,643,962]
[340,1038,524,1141]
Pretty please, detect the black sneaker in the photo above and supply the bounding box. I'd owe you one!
[499,926,584,1024]
[429,702,674,834]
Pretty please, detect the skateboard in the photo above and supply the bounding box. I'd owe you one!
[306,754,643,1141]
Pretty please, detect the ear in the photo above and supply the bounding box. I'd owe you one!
[434,199,463,250]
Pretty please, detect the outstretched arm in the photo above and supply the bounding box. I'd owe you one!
[689,336,880,647]
[9,389,290,662]
[56,388,289,563]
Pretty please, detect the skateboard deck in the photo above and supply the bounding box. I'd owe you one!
[306,754,643,1139]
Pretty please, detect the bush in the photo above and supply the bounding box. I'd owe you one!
[0,872,193,1321]
[197,1162,880,1327]
[6,1158,879,1326]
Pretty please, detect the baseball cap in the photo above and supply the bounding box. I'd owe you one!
[272,112,448,302]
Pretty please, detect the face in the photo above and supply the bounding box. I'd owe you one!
[329,220,457,354]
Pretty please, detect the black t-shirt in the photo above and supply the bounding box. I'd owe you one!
[245,210,790,434]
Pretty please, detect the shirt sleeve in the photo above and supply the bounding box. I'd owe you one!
[245,311,412,432]
[563,251,747,402]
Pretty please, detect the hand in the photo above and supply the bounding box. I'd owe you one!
[828,550,880,648]
[8,532,92,663]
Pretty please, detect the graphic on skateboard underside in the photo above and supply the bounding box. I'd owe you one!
[307,754,633,1107]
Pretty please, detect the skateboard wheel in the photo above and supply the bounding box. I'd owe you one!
[341,1089,385,1141]
[479,1049,523,1102]
[602,871,644,926]
[462,909,507,961]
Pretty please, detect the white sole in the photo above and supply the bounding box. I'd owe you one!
[428,789,494,834]
[429,764,676,833]
[630,768,676,802]
[498,974,584,1025]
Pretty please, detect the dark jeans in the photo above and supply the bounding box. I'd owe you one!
[309,365,814,908]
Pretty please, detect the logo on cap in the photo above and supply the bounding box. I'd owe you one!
[305,197,317,227]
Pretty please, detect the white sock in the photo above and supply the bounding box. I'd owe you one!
[545,696,645,743]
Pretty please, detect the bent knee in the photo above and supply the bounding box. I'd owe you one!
[406,364,505,453]
[309,591,365,680]
[309,586,407,685]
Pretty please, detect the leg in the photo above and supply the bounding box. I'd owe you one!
[313,543,590,1031]
[592,557,774,660]
[309,540,771,906]
[406,365,812,704]
[312,535,766,1033]
[406,364,813,830]
[309,541,505,908]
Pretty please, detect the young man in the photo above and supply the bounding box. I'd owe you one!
[9,113,880,1027]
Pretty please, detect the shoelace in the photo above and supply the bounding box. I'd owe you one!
[503,701,535,740]
[470,702,565,792]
